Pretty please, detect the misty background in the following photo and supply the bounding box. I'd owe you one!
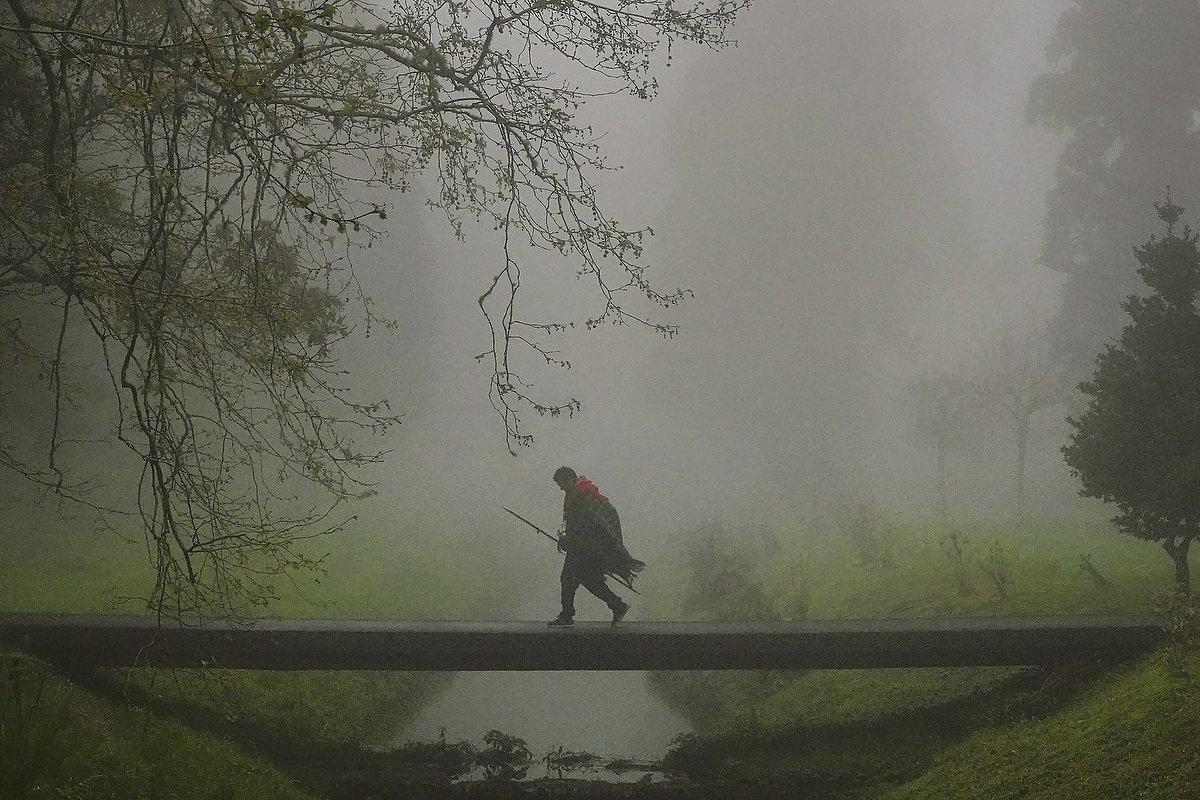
[4,0,1149,611]
[334,0,1082,603]
[6,0,1194,775]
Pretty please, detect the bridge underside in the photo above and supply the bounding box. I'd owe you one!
[0,613,1165,671]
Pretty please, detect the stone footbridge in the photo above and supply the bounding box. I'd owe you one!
[0,612,1166,671]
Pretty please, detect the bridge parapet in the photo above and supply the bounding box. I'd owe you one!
[0,613,1166,671]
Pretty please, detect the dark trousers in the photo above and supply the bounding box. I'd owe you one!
[560,554,621,617]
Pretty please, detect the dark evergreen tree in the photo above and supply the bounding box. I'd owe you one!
[1063,197,1200,595]
[1028,0,1200,366]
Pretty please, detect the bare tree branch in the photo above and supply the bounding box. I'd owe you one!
[0,0,748,617]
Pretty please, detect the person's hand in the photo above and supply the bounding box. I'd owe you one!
[556,534,566,554]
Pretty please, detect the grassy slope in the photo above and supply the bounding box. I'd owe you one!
[882,653,1200,800]
[1,652,317,800]
[0,516,506,799]
[648,514,1199,799]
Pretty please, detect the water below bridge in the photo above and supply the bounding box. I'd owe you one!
[392,598,689,781]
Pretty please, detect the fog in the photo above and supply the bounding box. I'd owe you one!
[367,2,1081,756]
[346,0,1076,577]
[0,1,1090,600]
[1,0,1161,778]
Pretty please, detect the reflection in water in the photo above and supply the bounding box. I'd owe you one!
[396,668,689,779]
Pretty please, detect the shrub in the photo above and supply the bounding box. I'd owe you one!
[0,655,71,797]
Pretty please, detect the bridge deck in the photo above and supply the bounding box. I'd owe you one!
[0,612,1165,671]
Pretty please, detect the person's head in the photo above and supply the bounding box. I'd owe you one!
[552,466,578,492]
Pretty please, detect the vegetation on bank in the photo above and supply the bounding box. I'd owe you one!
[0,652,317,800]
[881,651,1200,800]
[650,511,1181,628]
[0,515,505,798]
[3,507,1197,799]
[646,511,1198,799]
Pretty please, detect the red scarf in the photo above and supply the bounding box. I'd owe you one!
[572,476,608,501]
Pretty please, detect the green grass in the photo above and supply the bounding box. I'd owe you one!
[0,529,148,613]
[0,515,507,798]
[1,652,316,800]
[787,516,1176,619]
[650,512,1188,624]
[648,513,1185,738]
[0,514,504,619]
[880,653,1200,800]
[282,524,502,619]
[102,523,502,749]
[648,512,1199,800]
[5,510,1196,799]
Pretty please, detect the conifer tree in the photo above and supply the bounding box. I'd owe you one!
[1063,196,1200,595]
[1028,0,1200,366]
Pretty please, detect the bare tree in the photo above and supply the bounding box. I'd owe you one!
[970,331,1068,519]
[907,371,974,524]
[0,0,747,618]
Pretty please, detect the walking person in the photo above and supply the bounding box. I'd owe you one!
[548,466,645,627]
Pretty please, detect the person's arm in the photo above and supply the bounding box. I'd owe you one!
[560,495,582,550]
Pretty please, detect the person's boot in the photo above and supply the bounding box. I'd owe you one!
[547,613,574,627]
[611,601,630,627]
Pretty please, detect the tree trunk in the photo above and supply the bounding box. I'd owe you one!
[1014,413,1029,521]
[1161,536,1193,596]
[936,439,948,524]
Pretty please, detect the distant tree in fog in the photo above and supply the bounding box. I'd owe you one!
[907,372,974,523]
[676,523,778,622]
[0,0,746,617]
[1063,198,1200,595]
[1028,0,1200,368]
[971,331,1069,518]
